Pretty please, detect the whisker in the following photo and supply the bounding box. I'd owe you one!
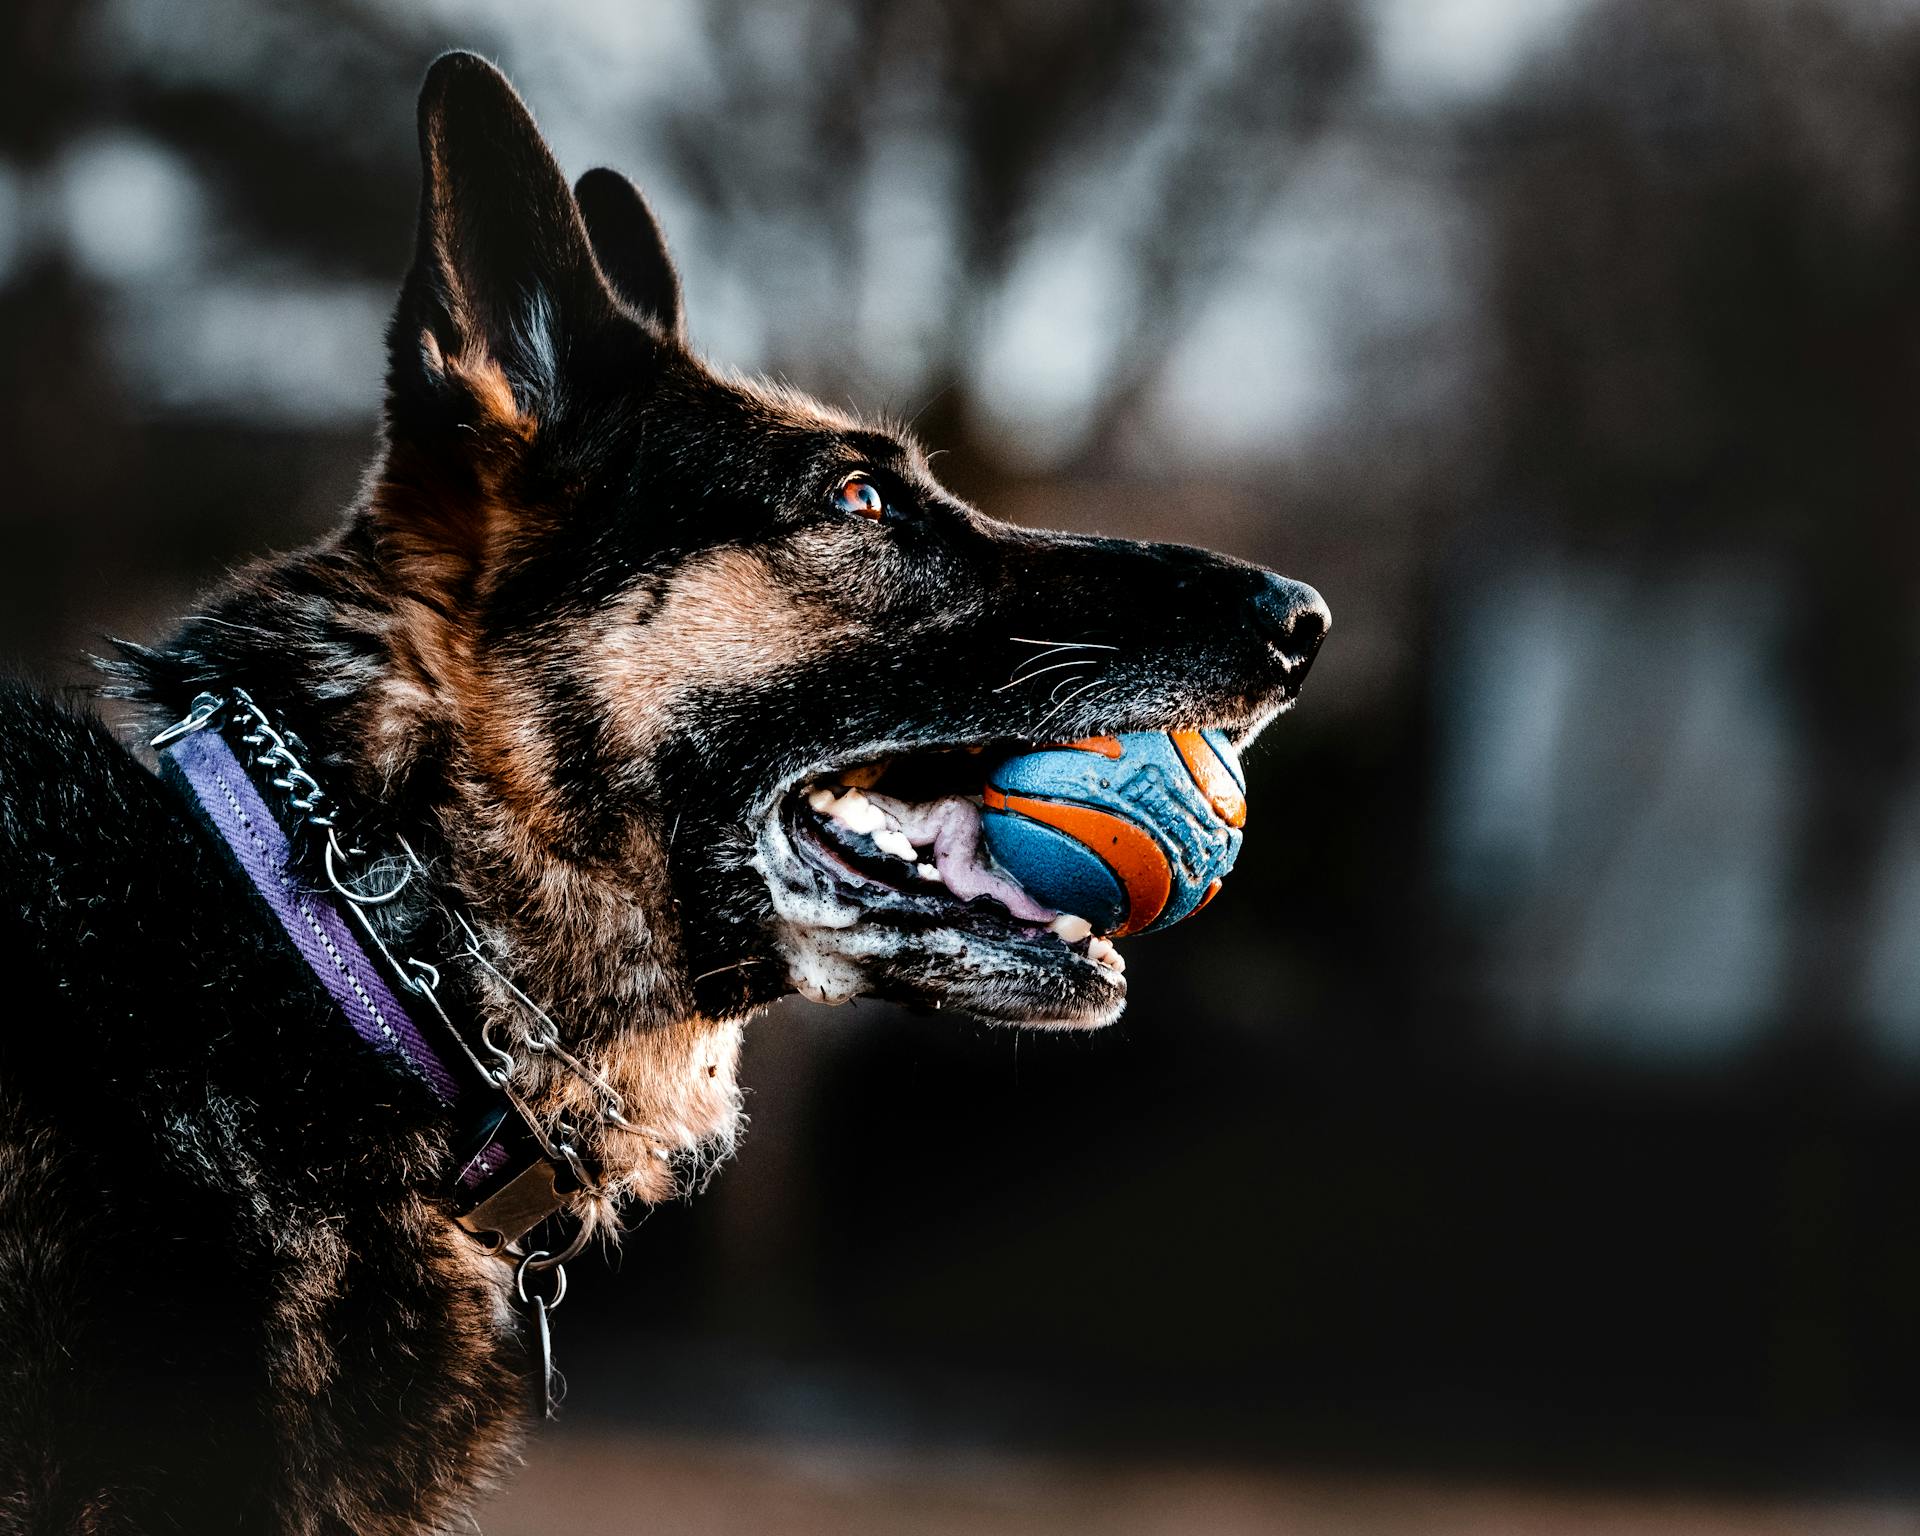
[994,658,1096,692]
[691,958,770,986]
[1009,636,1120,650]
[1033,678,1102,734]
[1008,643,1091,669]
[908,379,958,430]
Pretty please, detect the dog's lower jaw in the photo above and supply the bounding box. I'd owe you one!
[782,919,1129,1028]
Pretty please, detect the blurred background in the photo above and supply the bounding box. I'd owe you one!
[6,0,1920,1529]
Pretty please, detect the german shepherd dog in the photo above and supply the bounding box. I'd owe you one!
[0,52,1327,1535]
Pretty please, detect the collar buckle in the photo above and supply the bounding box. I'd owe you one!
[457,1159,577,1252]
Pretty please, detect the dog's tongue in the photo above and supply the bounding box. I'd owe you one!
[865,792,1058,923]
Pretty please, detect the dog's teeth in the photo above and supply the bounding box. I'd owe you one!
[807,788,838,814]
[1087,936,1125,973]
[1049,914,1093,943]
[827,789,887,836]
[916,862,941,883]
[873,828,917,862]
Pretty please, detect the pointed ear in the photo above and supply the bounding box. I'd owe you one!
[574,167,687,342]
[388,52,615,427]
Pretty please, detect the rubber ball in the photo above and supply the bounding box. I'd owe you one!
[981,730,1246,936]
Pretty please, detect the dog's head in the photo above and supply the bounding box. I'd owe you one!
[372,53,1326,1034]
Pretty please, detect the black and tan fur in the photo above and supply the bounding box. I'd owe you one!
[0,54,1326,1534]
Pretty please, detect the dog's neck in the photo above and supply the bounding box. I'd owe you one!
[119,506,747,1213]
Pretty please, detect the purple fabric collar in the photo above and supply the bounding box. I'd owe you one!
[160,698,588,1417]
[165,725,507,1191]
[168,725,463,1098]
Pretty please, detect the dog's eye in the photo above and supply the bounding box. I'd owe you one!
[831,475,888,521]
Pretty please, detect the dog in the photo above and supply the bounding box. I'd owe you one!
[0,51,1327,1534]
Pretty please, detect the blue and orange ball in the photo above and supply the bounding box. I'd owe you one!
[981,730,1246,936]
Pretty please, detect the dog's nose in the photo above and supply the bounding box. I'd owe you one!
[1248,574,1330,677]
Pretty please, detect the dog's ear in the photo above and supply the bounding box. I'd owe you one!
[387,52,616,429]
[574,168,686,342]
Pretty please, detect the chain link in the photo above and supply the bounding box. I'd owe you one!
[153,688,655,1217]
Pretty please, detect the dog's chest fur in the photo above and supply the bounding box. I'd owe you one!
[0,687,531,1533]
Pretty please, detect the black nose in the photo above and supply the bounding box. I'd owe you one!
[1248,574,1330,676]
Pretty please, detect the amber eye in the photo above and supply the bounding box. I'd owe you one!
[831,474,888,521]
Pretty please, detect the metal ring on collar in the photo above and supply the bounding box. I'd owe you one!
[515,1250,569,1309]
[151,692,226,749]
[324,827,415,907]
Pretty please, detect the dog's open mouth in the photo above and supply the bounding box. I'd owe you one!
[781,746,1125,973]
[750,737,1150,1024]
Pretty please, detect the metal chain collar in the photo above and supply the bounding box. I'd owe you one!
[155,688,659,1275]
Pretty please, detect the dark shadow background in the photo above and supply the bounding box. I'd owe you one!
[6,0,1920,1524]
